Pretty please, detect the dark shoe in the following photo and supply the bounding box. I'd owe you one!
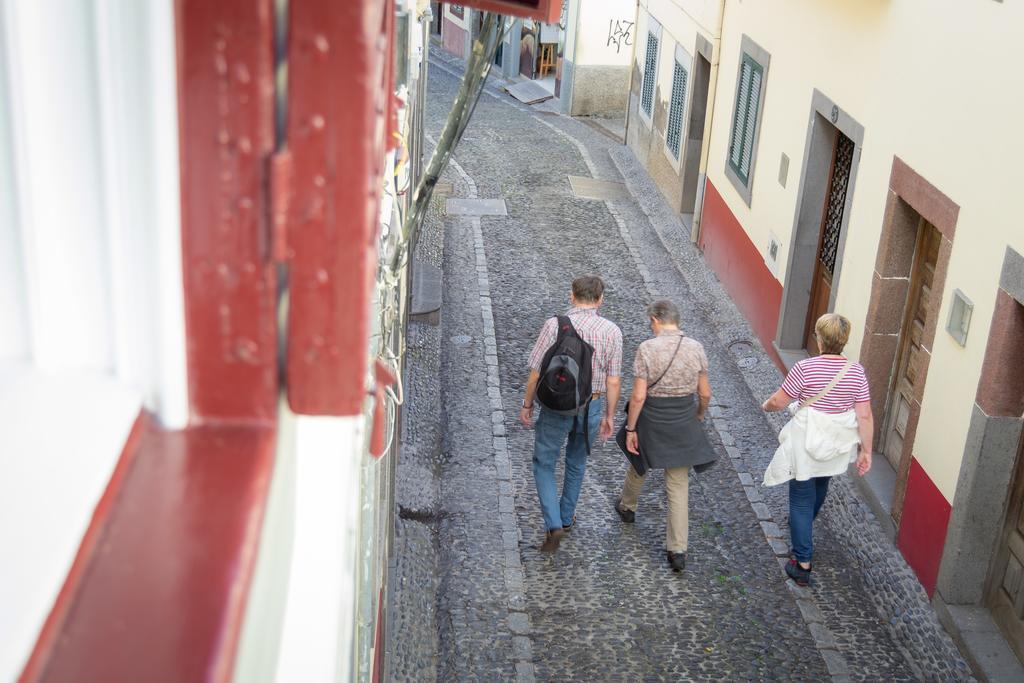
[614,499,635,523]
[540,528,566,552]
[562,515,576,533]
[693,459,717,474]
[667,551,686,572]
[785,559,812,587]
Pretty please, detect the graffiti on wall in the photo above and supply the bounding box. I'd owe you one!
[607,20,634,54]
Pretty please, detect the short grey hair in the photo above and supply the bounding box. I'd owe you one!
[646,299,680,325]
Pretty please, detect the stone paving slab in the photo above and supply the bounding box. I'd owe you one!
[566,175,632,201]
[446,197,508,216]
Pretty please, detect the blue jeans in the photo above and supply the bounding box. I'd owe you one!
[532,397,604,531]
[789,476,831,563]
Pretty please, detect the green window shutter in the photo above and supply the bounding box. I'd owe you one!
[666,61,688,159]
[739,63,763,179]
[729,59,753,174]
[728,54,763,186]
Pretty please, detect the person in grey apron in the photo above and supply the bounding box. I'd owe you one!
[615,300,715,572]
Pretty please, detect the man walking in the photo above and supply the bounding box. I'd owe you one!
[519,276,623,552]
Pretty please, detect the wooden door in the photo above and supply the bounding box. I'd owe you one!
[881,221,941,470]
[988,436,1024,662]
[804,131,855,354]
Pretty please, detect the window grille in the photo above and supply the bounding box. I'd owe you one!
[666,60,688,159]
[640,33,658,117]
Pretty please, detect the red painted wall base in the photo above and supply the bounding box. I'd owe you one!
[896,457,952,597]
[442,19,467,59]
[698,180,784,369]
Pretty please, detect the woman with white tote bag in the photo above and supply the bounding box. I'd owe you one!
[761,314,874,587]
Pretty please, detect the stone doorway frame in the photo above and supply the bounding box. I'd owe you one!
[774,89,864,366]
[678,34,713,219]
[859,157,959,520]
[938,247,1024,609]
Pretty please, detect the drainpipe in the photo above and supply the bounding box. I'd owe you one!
[690,0,728,244]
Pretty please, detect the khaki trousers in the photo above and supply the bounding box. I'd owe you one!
[620,465,690,553]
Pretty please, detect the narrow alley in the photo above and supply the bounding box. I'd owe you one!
[387,51,972,682]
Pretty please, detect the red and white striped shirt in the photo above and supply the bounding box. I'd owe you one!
[781,355,871,414]
[527,307,623,394]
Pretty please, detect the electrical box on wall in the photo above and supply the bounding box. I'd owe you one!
[946,288,973,346]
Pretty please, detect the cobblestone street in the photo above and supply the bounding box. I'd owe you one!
[388,51,974,682]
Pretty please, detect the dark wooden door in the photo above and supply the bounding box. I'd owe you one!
[881,221,941,471]
[989,436,1024,662]
[804,131,855,354]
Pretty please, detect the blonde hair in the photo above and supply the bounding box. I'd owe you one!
[815,313,851,355]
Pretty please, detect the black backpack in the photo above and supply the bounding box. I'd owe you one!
[536,316,594,416]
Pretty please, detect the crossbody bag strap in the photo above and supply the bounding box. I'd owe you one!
[649,336,684,389]
[800,359,854,410]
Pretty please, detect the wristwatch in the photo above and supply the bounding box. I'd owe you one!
[624,426,636,433]
[522,400,533,409]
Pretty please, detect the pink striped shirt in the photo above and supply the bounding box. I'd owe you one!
[781,355,871,414]
[527,307,623,393]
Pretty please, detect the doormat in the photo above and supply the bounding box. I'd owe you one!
[504,80,555,105]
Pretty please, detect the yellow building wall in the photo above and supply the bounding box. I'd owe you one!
[695,0,1024,502]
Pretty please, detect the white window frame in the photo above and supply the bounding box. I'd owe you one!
[663,43,692,172]
[0,0,186,424]
[638,16,661,128]
[0,3,188,677]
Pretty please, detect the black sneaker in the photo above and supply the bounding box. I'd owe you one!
[785,559,811,586]
[667,551,686,573]
[614,499,635,523]
[562,515,576,533]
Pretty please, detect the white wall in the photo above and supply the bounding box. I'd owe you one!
[0,0,187,426]
[270,414,367,683]
[0,0,188,676]
[0,9,28,362]
[444,3,469,29]
[3,0,114,372]
[575,0,638,67]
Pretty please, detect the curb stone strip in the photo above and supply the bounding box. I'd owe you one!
[431,134,536,683]
[425,63,852,680]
